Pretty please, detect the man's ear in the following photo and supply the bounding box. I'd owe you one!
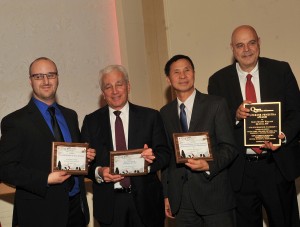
[166,76,171,85]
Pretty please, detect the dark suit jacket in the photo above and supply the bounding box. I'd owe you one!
[208,57,300,190]
[0,99,89,227]
[81,103,170,227]
[160,90,237,215]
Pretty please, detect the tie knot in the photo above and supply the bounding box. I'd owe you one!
[48,106,56,116]
[246,74,252,81]
[114,110,121,117]
[180,103,185,111]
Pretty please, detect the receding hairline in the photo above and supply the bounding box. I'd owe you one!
[231,25,259,44]
[29,57,57,75]
[99,64,129,89]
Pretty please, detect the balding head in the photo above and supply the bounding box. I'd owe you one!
[230,25,260,72]
[231,25,259,45]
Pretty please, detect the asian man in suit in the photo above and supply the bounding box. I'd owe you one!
[208,25,300,227]
[160,55,238,227]
[0,57,95,227]
[81,64,170,227]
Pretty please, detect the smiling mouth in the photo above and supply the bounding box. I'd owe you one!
[179,81,189,85]
[111,96,122,101]
[243,52,253,57]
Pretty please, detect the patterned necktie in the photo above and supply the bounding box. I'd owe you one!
[245,74,262,154]
[180,103,188,133]
[48,107,75,191]
[114,111,130,188]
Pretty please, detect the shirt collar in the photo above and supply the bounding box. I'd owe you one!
[236,62,259,77]
[109,102,130,117]
[177,89,196,111]
[32,97,58,114]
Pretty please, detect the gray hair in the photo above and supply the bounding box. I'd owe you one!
[99,65,129,90]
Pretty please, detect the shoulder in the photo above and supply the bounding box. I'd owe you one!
[57,105,78,122]
[259,57,288,65]
[210,63,236,80]
[259,57,290,69]
[1,103,32,124]
[83,106,108,121]
[160,99,176,114]
[196,90,226,104]
[58,104,77,115]
[129,103,159,116]
[259,57,294,78]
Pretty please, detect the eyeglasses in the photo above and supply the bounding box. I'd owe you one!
[30,72,58,80]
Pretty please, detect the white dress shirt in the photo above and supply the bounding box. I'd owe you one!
[95,102,130,187]
[177,89,196,130]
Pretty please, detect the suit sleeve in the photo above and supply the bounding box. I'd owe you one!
[208,75,219,96]
[0,116,49,197]
[206,98,238,179]
[208,74,241,129]
[281,63,300,143]
[81,115,98,182]
[149,111,171,173]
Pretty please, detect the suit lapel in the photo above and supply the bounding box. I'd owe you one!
[169,100,182,133]
[189,91,205,132]
[258,58,272,102]
[127,103,142,149]
[101,106,114,151]
[229,64,244,106]
[26,100,55,140]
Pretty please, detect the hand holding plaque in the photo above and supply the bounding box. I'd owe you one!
[244,102,281,146]
[173,132,213,163]
[110,149,149,176]
[52,142,89,175]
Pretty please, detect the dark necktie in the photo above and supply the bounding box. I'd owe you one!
[48,107,75,190]
[114,111,130,188]
[180,103,188,133]
[48,107,64,142]
[245,74,262,154]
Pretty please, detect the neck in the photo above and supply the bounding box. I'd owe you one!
[33,95,55,106]
[176,89,194,103]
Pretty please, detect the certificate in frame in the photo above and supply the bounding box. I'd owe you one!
[244,102,281,146]
[52,142,89,175]
[110,149,148,176]
[173,132,213,163]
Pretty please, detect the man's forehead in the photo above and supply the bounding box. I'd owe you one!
[31,60,56,69]
[102,77,125,85]
[171,60,192,69]
[232,29,258,43]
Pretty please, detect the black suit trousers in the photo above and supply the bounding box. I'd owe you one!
[235,157,300,227]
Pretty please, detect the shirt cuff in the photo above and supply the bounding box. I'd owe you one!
[95,166,104,184]
[281,132,287,144]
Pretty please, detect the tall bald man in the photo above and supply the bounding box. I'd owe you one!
[208,25,300,227]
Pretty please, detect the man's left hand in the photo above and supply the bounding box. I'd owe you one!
[141,144,155,164]
[185,159,209,171]
[260,133,285,151]
[87,148,96,162]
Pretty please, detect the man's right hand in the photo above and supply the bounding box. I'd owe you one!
[236,100,252,121]
[164,198,175,219]
[98,167,124,183]
[47,171,71,185]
